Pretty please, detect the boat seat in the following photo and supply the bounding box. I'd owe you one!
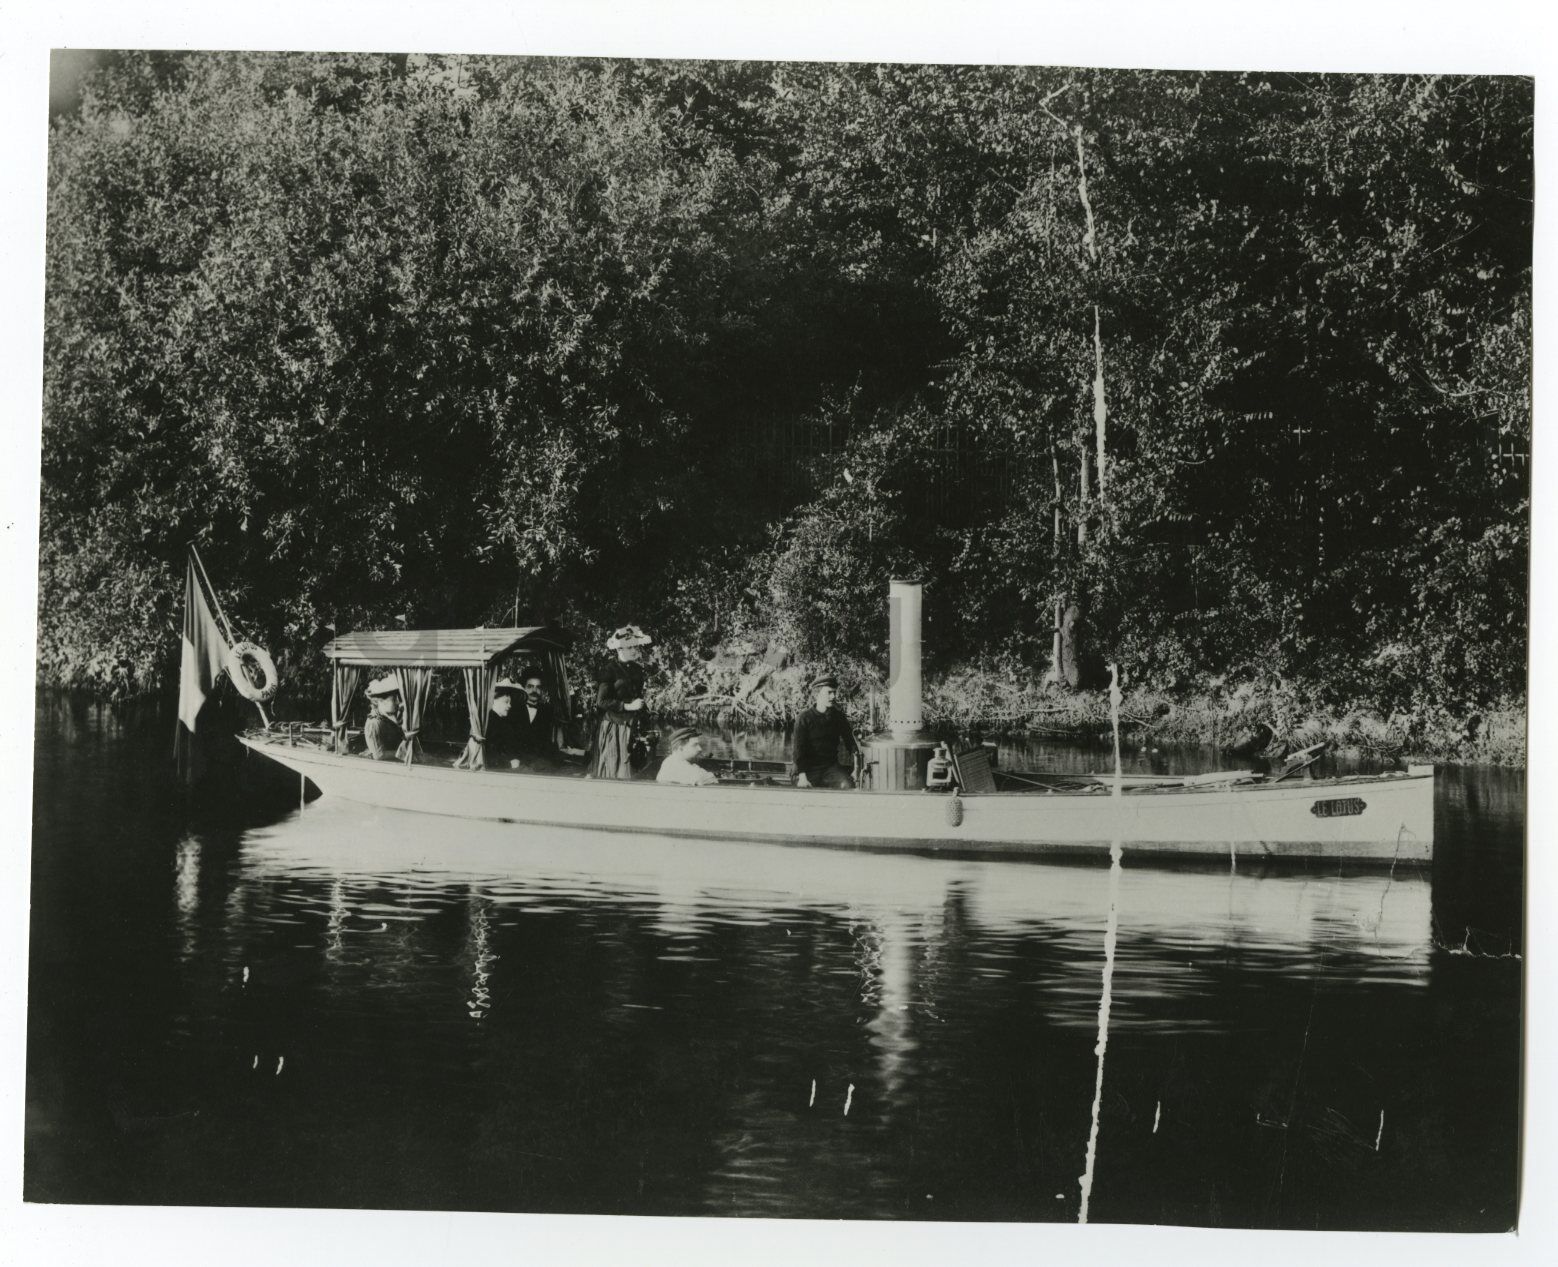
[951,746,998,793]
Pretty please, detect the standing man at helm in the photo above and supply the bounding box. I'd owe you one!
[791,674,861,789]
[363,676,404,760]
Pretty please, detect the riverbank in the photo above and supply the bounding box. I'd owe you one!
[649,636,1527,766]
[38,632,1525,769]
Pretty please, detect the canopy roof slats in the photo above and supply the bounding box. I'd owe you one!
[325,626,573,668]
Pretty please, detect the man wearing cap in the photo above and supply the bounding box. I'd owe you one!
[489,666,559,771]
[791,675,861,789]
[655,726,718,786]
[363,676,405,761]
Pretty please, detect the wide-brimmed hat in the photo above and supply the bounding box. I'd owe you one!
[492,677,521,695]
[809,673,839,692]
[606,624,653,650]
[666,726,702,750]
[365,675,401,698]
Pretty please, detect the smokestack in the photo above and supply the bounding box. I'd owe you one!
[888,577,926,741]
[865,576,939,789]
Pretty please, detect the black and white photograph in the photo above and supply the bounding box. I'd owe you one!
[4,3,1552,1263]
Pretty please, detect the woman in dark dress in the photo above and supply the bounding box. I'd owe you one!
[587,624,652,779]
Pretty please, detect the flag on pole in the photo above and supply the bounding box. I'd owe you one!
[177,557,230,769]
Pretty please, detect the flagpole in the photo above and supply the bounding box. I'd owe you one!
[188,542,272,729]
[189,542,237,645]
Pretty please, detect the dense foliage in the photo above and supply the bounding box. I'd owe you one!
[40,55,1531,718]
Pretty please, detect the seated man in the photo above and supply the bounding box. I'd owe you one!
[791,674,861,789]
[656,726,718,786]
[487,669,560,771]
[363,676,404,760]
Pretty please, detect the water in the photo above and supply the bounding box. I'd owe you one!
[26,695,1524,1228]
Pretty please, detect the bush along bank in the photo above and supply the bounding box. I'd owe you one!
[95,625,1523,768]
[646,634,1526,767]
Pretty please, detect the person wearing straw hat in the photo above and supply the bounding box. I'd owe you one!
[363,676,404,761]
[791,673,860,789]
[586,624,653,779]
[656,726,718,786]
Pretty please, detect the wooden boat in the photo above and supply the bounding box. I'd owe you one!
[240,732,1433,862]
[222,577,1435,864]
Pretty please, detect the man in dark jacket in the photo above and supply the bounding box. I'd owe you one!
[791,674,860,789]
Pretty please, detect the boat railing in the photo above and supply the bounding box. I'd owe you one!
[698,756,794,786]
[249,721,346,750]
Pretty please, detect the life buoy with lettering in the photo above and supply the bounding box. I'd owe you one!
[227,641,279,703]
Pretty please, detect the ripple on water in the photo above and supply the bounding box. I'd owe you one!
[26,702,1524,1226]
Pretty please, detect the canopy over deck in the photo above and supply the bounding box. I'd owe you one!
[325,626,573,669]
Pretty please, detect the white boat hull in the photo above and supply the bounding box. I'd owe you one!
[240,737,1435,862]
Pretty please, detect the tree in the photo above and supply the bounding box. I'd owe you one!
[40,57,1531,720]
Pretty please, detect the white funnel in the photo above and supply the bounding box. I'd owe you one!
[887,578,926,741]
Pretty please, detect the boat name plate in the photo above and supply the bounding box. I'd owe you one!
[1310,796,1367,818]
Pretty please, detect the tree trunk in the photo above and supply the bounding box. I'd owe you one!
[1060,599,1085,691]
[1077,438,1089,546]
[1093,304,1107,498]
[1052,446,1063,683]
[1074,126,1099,265]
[1073,125,1107,516]
[1052,598,1064,687]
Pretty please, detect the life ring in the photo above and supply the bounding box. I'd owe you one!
[226,641,279,703]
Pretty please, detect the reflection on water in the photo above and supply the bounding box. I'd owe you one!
[464,897,496,1024]
[25,696,1523,1229]
[235,803,1438,1036]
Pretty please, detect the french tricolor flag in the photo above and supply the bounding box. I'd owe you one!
[175,555,229,777]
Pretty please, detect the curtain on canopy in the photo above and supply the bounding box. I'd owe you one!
[395,667,436,765]
[453,664,501,770]
[541,650,573,751]
[331,664,364,754]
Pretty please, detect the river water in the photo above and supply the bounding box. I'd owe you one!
[25,695,1524,1229]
